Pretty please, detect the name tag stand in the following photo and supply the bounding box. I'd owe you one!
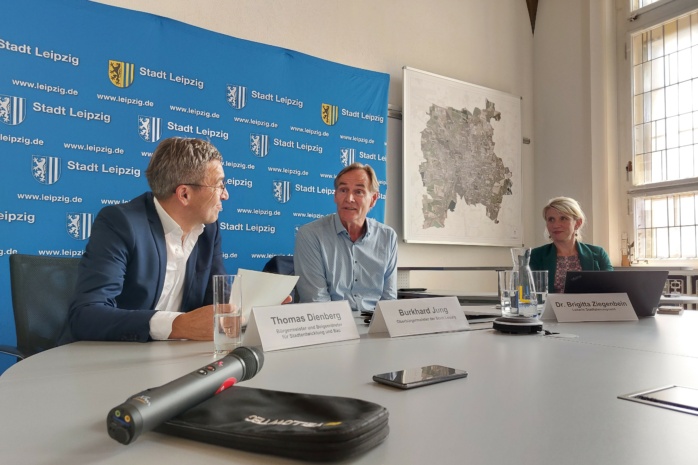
[541,293,638,322]
[368,296,469,337]
[244,301,359,351]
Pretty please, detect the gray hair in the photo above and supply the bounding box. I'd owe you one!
[146,137,223,198]
[334,162,379,193]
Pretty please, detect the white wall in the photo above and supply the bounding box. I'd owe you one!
[533,0,622,263]
[534,0,592,231]
[91,0,537,291]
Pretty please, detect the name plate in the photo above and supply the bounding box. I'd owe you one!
[243,301,359,351]
[541,293,638,322]
[368,296,469,336]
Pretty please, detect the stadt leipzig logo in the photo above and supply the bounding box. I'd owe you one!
[32,155,61,185]
[250,133,269,158]
[226,84,247,109]
[0,94,26,126]
[321,103,338,126]
[66,213,93,240]
[108,60,135,88]
[138,115,162,143]
[340,148,355,167]
[273,180,291,204]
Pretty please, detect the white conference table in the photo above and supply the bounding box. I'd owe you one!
[1,312,698,464]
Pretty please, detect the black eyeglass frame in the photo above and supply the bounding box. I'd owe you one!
[173,180,229,193]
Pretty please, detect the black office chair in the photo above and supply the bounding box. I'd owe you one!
[262,255,299,302]
[0,254,81,361]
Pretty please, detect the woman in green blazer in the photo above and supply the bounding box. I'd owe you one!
[530,197,613,293]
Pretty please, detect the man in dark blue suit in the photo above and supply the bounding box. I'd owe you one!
[66,137,230,342]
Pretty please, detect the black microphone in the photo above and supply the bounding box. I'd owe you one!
[107,345,263,445]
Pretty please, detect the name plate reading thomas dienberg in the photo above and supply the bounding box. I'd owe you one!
[541,293,638,322]
[243,301,359,351]
[368,296,469,337]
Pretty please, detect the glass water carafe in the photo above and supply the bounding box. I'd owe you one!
[509,247,538,317]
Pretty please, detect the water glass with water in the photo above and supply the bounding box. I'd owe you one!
[213,274,242,355]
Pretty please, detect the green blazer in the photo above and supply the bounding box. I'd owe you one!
[529,241,613,293]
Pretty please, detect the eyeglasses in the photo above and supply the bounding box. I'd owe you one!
[181,180,229,193]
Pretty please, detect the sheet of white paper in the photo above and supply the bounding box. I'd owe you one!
[237,268,299,324]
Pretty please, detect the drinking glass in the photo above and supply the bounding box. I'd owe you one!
[531,270,548,317]
[213,274,242,355]
[498,270,517,317]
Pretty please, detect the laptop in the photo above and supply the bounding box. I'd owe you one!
[564,270,668,317]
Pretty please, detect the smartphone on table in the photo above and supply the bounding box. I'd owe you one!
[372,365,467,389]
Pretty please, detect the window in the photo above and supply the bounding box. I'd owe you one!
[631,0,664,12]
[630,8,698,260]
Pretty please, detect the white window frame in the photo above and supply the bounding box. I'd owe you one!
[618,0,698,266]
[629,0,678,17]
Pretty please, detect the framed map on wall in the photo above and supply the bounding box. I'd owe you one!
[402,67,523,246]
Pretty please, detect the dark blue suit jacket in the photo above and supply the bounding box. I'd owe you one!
[65,193,226,342]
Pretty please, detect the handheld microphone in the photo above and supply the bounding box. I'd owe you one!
[107,345,263,445]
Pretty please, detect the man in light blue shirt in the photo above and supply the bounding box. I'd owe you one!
[294,163,397,312]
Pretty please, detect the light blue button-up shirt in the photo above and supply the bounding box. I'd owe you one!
[294,213,397,312]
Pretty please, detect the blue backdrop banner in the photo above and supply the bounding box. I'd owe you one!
[0,0,389,371]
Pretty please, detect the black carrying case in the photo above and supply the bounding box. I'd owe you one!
[156,386,389,461]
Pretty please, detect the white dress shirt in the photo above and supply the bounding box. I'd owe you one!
[149,197,205,340]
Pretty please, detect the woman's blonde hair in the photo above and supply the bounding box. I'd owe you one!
[542,196,586,241]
